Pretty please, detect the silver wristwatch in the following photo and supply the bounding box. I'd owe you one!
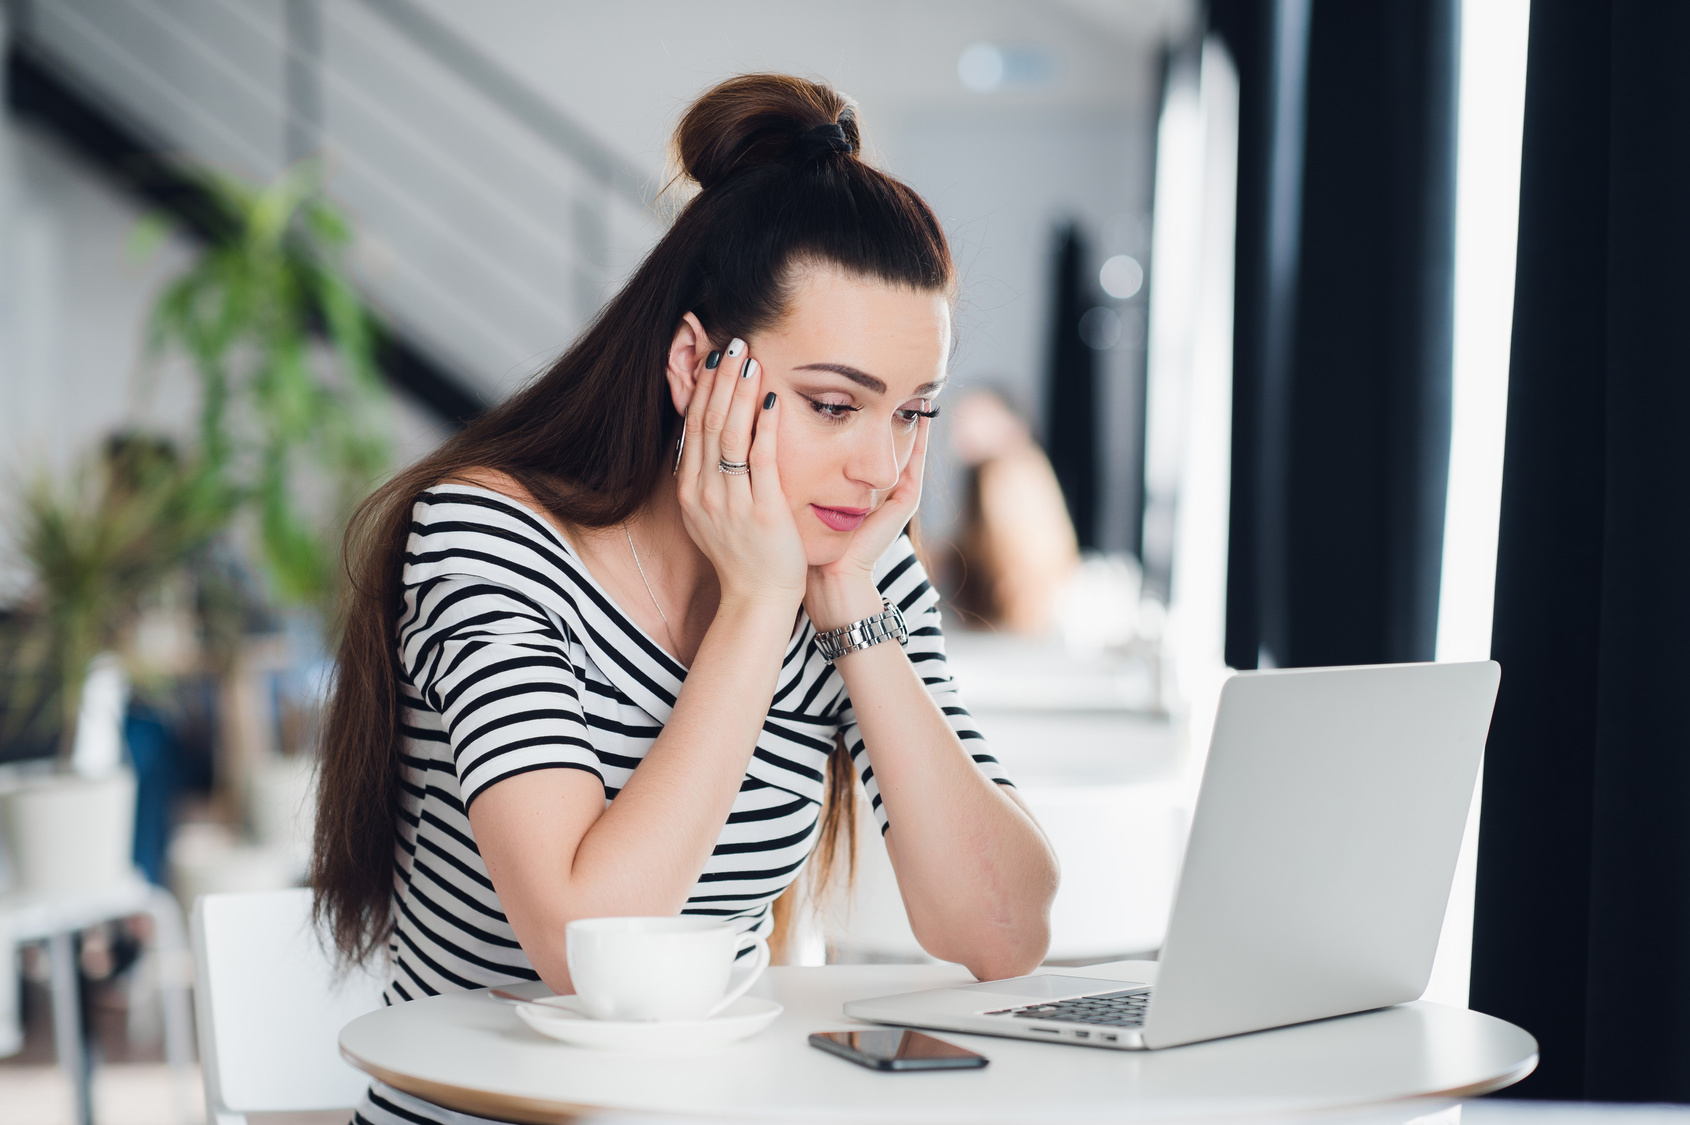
[814,599,910,663]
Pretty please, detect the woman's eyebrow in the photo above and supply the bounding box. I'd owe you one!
[795,362,886,394]
[794,363,948,397]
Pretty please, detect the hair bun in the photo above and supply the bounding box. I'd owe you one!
[675,74,861,192]
[792,122,854,161]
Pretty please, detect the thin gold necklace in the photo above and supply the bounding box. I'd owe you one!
[623,522,680,657]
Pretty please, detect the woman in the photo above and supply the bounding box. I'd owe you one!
[948,388,1080,633]
[313,73,1058,1123]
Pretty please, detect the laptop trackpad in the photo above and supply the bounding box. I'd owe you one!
[957,975,1147,999]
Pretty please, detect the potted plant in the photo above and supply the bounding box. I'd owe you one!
[140,162,392,612]
[0,437,232,893]
[139,166,392,877]
[0,165,393,895]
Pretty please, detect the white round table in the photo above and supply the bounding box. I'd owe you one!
[339,962,1537,1124]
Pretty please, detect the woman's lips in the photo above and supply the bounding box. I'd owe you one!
[811,504,869,532]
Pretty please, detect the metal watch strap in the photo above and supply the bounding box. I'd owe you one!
[814,598,909,663]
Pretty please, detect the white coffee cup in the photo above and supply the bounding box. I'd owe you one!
[564,916,770,1022]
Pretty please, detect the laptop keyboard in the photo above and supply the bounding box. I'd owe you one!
[986,988,1152,1029]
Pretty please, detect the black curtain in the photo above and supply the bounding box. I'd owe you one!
[1045,224,1100,550]
[1212,0,1456,669]
[1470,0,1690,1103]
[1209,0,1291,670]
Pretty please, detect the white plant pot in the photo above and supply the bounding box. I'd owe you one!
[0,769,137,895]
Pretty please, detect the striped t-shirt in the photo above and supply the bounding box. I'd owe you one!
[379,482,1012,1005]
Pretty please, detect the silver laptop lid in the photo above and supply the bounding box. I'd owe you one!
[1144,661,1499,1049]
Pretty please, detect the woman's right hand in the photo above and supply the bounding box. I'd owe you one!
[676,339,807,609]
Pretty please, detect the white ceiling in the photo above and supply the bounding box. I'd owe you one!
[408,0,1194,175]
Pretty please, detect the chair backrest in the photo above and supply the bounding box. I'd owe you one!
[190,888,385,1115]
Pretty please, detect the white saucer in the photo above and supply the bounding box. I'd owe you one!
[512,994,783,1051]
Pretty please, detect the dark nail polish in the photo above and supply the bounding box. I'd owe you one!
[763,392,776,410]
[705,350,722,370]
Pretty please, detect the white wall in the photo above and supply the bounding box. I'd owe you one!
[0,109,197,597]
[890,108,1154,546]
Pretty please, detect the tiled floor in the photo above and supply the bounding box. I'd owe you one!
[3,1063,203,1125]
[2,968,204,1125]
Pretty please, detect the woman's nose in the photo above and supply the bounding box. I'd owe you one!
[845,429,901,492]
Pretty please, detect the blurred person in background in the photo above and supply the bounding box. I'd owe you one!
[311,74,1057,1125]
[948,389,1079,634]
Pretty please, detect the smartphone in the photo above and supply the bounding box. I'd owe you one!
[809,1029,988,1071]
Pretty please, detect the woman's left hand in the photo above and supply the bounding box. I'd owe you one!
[804,415,931,626]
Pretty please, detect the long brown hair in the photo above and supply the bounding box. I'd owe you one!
[311,74,955,963]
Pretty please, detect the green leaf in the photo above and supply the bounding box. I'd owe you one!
[125,212,175,266]
[135,164,394,614]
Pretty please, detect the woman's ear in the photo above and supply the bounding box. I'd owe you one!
[666,312,714,416]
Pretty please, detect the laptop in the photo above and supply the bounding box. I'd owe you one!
[844,660,1501,1050]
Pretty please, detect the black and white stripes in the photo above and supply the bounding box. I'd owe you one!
[378,483,1010,1007]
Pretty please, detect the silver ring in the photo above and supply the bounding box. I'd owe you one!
[717,458,750,476]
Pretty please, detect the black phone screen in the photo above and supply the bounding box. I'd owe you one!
[809,1029,989,1070]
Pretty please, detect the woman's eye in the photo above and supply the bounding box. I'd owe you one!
[896,402,943,425]
[805,396,861,423]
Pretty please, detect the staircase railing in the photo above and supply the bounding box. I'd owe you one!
[7,0,660,405]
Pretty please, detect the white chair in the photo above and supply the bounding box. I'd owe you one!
[190,888,385,1125]
[1,871,196,1125]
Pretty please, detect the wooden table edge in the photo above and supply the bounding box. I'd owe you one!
[341,1043,1540,1124]
[1433,1052,1539,1101]
[344,1048,596,1125]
